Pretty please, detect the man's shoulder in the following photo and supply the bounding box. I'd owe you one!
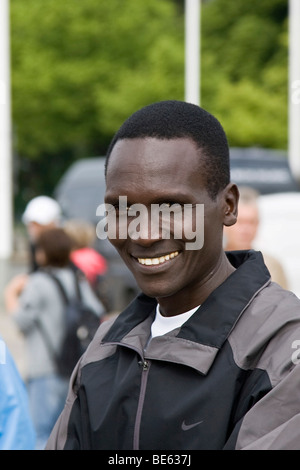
[259,280,300,310]
[229,281,300,377]
[242,280,300,330]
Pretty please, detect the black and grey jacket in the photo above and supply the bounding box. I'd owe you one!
[46,250,300,450]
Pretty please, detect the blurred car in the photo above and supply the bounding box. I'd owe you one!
[229,147,300,194]
[53,157,140,313]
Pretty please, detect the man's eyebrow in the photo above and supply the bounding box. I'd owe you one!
[104,196,119,205]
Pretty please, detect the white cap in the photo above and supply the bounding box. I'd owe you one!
[22,196,61,226]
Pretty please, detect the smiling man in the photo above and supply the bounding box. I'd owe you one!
[46,100,300,450]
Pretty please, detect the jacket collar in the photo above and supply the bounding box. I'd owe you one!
[102,250,271,374]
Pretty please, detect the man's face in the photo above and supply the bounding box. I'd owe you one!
[105,137,227,303]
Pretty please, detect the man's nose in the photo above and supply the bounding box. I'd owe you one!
[127,206,161,246]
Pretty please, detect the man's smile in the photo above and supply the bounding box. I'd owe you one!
[136,250,179,266]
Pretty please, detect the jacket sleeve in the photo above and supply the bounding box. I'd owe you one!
[235,354,300,449]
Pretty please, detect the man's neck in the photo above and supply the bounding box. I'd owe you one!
[157,253,236,317]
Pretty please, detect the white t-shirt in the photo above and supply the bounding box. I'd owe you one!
[150,303,200,339]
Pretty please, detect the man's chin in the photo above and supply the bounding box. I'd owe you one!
[137,282,177,300]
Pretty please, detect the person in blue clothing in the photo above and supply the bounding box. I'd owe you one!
[0,335,36,450]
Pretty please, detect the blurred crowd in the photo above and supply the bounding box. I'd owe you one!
[1,195,109,450]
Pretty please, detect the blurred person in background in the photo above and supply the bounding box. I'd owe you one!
[5,196,63,304]
[4,228,105,449]
[22,195,62,272]
[63,218,108,287]
[63,219,110,312]
[0,335,36,450]
[224,186,288,289]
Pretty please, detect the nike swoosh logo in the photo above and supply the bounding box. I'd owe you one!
[181,420,203,431]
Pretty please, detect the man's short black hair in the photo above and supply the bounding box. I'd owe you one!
[105,100,230,200]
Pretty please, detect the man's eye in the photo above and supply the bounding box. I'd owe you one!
[160,202,179,209]
[105,204,127,215]
[116,204,131,214]
[159,202,183,211]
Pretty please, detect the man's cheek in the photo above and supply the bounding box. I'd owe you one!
[183,204,204,251]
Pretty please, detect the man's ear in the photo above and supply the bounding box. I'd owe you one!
[222,183,239,227]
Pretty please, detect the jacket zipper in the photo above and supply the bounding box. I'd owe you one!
[103,341,151,449]
[133,359,151,450]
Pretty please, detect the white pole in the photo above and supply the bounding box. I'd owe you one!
[0,0,13,259]
[185,0,201,106]
[288,0,300,183]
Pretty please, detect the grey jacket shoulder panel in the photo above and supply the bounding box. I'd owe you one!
[229,282,300,384]
[228,282,300,450]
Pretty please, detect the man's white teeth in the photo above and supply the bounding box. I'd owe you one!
[138,251,179,266]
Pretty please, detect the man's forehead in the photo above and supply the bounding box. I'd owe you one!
[107,136,201,173]
[105,137,208,203]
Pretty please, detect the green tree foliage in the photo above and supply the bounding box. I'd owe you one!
[11,0,184,159]
[10,0,288,211]
[201,0,288,149]
[10,0,184,207]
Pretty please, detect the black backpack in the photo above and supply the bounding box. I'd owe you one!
[36,269,102,378]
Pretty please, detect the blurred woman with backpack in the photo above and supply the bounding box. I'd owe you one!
[63,218,108,287]
[4,227,106,449]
